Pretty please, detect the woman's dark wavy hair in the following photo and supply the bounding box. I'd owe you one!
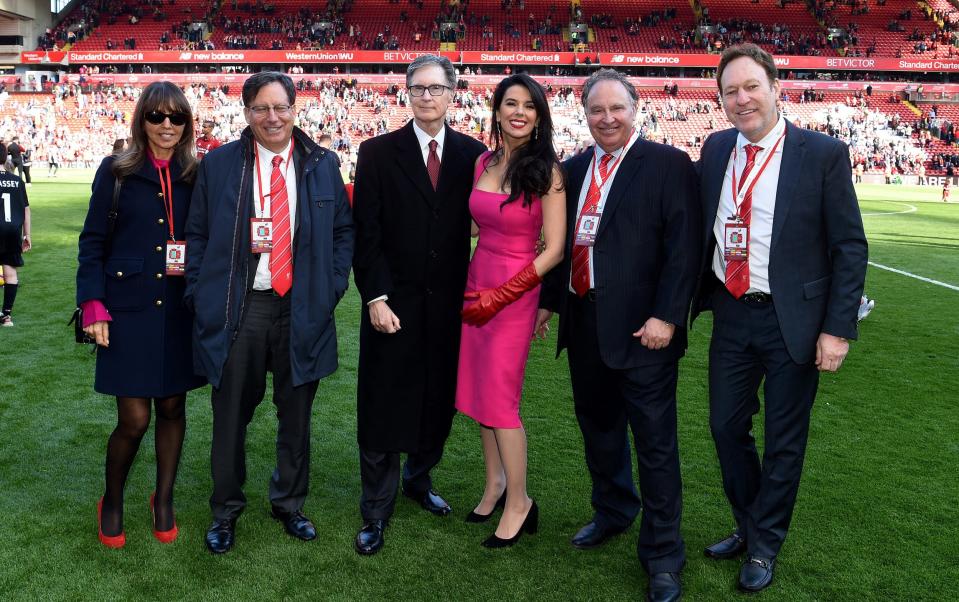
[486,73,562,208]
[112,81,197,183]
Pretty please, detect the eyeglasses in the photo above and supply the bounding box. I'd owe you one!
[145,111,188,126]
[408,84,451,97]
[247,104,294,117]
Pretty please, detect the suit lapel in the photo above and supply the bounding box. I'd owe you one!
[770,121,805,253]
[394,121,439,207]
[436,125,470,199]
[596,141,645,239]
[565,152,591,253]
[705,129,737,228]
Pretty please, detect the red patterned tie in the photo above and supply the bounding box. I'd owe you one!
[725,143,762,299]
[427,139,440,190]
[269,154,293,296]
[571,153,613,297]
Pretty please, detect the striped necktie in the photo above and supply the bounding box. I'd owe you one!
[571,153,613,297]
[724,143,762,299]
[269,154,293,296]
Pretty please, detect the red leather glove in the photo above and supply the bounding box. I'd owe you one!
[462,262,542,326]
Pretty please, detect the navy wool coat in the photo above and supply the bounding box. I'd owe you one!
[184,127,354,388]
[77,156,206,397]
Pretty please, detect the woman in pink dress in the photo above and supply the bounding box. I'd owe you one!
[456,74,566,548]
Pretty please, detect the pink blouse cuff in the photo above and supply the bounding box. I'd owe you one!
[81,300,112,328]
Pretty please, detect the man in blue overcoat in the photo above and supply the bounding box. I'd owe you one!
[184,71,354,554]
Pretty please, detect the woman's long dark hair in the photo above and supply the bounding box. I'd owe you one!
[486,73,562,208]
[112,82,197,183]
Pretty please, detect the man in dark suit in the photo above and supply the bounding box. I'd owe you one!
[351,55,487,555]
[184,71,354,554]
[692,44,867,592]
[537,69,701,602]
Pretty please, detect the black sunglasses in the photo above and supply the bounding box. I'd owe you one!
[145,110,188,126]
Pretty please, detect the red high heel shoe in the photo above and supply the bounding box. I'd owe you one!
[149,492,179,544]
[97,497,126,549]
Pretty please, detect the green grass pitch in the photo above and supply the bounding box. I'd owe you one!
[0,171,956,600]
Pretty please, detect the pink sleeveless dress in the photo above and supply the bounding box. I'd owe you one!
[455,152,544,429]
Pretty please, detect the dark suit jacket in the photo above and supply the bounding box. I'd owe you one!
[352,120,487,453]
[540,139,702,369]
[691,120,868,364]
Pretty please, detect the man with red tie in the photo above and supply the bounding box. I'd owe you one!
[184,71,354,554]
[351,55,486,556]
[537,69,701,602]
[692,44,867,592]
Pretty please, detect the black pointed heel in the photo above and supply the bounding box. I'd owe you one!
[464,489,507,523]
[481,500,538,548]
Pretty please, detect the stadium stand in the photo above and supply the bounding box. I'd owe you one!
[18,0,959,184]
[4,75,956,182]
[35,0,959,58]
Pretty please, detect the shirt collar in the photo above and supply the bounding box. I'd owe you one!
[412,120,446,152]
[255,139,293,166]
[594,144,625,162]
[736,115,786,153]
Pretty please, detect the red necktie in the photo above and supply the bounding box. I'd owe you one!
[269,154,293,296]
[571,153,613,297]
[427,139,440,190]
[725,143,762,299]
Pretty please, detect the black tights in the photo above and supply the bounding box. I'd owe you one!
[100,395,186,536]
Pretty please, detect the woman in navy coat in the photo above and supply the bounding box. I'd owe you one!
[77,82,205,548]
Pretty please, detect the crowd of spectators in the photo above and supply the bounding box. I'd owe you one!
[4,77,959,184]
[33,0,959,59]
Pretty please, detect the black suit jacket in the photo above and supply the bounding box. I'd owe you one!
[540,139,702,369]
[691,120,868,364]
[352,120,487,453]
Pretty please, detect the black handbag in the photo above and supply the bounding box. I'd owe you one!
[72,177,122,345]
[69,307,95,344]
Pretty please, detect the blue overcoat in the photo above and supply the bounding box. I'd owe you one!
[77,155,206,397]
[184,127,354,388]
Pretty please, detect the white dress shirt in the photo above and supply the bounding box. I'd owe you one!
[252,139,297,291]
[412,119,446,164]
[569,134,639,292]
[711,116,786,294]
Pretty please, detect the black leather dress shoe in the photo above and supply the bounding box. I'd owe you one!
[570,521,626,549]
[647,572,682,602]
[704,532,746,559]
[271,508,317,541]
[402,488,452,516]
[355,519,387,555]
[739,555,776,592]
[205,518,237,554]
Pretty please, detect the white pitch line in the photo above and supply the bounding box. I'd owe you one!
[861,202,917,216]
[869,262,959,291]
